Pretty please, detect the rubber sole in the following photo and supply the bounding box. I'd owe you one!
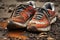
[37,25,51,31]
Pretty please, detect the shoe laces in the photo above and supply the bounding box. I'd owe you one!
[35,8,45,20]
[15,4,29,16]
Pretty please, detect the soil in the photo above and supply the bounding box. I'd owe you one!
[0,0,60,40]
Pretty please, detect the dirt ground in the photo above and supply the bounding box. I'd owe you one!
[0,0,60,40]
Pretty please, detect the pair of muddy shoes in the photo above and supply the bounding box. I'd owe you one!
[8,2,57,31]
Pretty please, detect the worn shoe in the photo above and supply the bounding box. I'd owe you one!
[27,2,57,31]
[10,4,36,27]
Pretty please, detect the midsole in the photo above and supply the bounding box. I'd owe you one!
[9,18,31,27]
[13,22,27,27]
[37,25,51,31]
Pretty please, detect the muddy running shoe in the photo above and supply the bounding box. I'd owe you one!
[27,2,57,31]
[10,4,36,27]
